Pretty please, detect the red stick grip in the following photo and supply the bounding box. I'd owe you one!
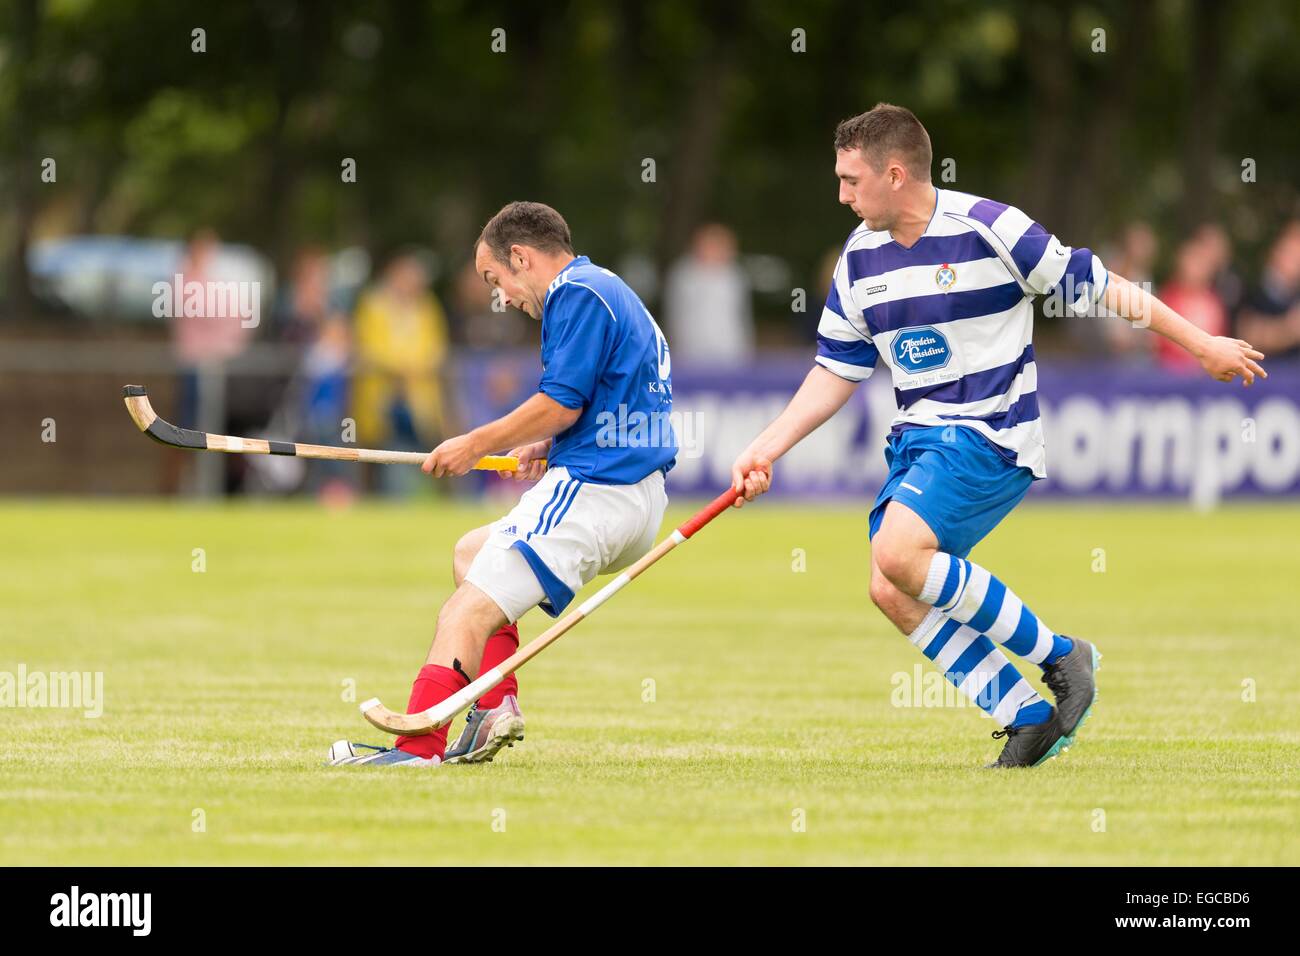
[677,487,741,539]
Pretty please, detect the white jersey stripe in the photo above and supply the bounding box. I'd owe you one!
[814,188,1106,478]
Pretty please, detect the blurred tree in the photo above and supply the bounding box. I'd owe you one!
[3,0,41,316]
[1,0,1298,324]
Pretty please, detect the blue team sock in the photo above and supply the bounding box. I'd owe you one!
[1042,636,1074,666]
[1010,699,1053,727]
[906,609,1051,729]
[918,553,1073,670]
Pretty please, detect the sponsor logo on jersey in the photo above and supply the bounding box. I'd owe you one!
[892,326,953,374]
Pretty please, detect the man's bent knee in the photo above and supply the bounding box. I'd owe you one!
[428,581,509,669]
[869,564,931,636]
[452,525,492,587]
[873,502,941,595]
[869,568,897,612]
[872,538,930,596]
[438,581,505,631]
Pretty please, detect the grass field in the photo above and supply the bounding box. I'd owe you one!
[1,497,1297,866]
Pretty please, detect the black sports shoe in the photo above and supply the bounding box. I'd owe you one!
[985,709,1070,768]
[1041,637,1100,737]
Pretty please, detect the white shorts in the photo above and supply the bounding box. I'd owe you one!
[465,466,668,623]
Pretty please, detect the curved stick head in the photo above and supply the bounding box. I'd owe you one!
[359,697,436,736]
[122,385,157,433]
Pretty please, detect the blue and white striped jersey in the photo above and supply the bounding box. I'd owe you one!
[815,188,1108,478]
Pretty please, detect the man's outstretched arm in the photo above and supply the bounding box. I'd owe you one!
[1104,271,1267,385]
[729,365,861,505]
[423,393,580,477]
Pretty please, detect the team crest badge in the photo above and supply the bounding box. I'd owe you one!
[935,263,956,291]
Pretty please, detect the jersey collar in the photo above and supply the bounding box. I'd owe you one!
[888,187,942,250]
[544,255,589,308]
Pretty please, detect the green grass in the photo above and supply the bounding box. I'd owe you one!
[1,498,1298,865]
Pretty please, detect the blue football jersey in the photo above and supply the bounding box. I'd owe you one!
[538,256,677,484]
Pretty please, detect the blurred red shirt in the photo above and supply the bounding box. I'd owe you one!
[1154,282,1227,371]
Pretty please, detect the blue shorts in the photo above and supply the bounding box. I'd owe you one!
[868,426,1034,558]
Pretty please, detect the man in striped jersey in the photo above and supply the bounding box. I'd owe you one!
[729,104,1267,767]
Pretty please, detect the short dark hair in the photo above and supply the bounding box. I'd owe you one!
[834,103,932,182]
[476,201,574,265]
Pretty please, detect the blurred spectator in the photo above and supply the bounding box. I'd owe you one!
[800,245,842,341]
[816,246,841,302]
[167,229,256,494]
[1098,221,1159,358]
[1237,219,1300,360]
[351,251,449,495]
[1155,234,1229,372]
[664,223,754,366]
[446,256,534,501]
[1193,222,1245,318]
[449,257,530,349]
[298,316,355,505]
[1109,221,1159,285]
[172,229,256,420]
[269,247,355,504]
[275,246,334,345]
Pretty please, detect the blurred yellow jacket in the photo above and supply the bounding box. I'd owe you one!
[351,288,449,446]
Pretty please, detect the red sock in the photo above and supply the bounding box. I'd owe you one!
[394,664,469,760]
[476,624,519,708]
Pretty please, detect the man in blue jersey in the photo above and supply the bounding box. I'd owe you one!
[730,104,1267,768]
[331,201,676,766]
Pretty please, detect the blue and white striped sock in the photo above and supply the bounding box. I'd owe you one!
[906,608,1050,728]
[918,553,1073,668]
